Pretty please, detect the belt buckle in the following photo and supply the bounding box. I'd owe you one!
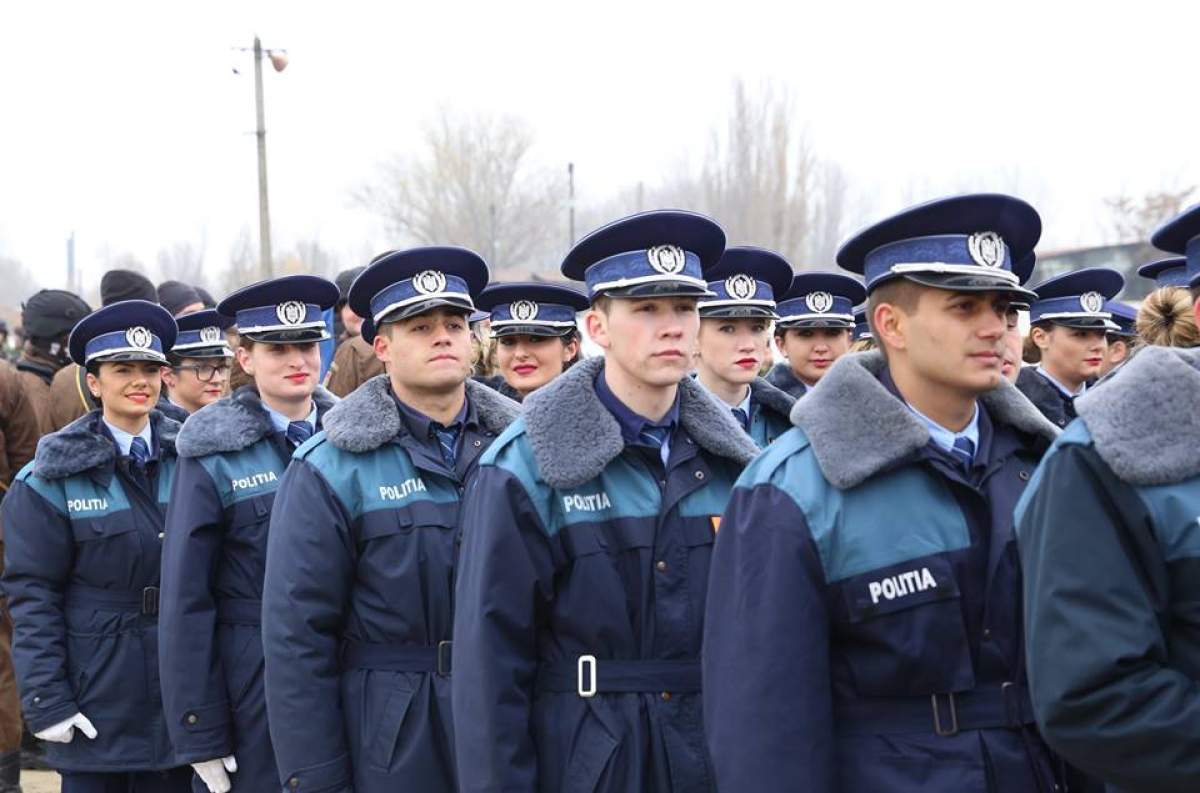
[141,587,159,617]
[931,692,959,737]
[1001,681,1020,727]
[577,654,597,698]
[436,640,453,677]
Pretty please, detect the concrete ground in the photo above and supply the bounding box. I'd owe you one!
[22,770,58,792]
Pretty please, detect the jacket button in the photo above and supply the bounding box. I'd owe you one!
[658,480,666,488]
[693,471,705,480]
[473,440,482,448]
[1018,471,1030,481]
[186,713,198,725]
[289,778,300,790]
[661,691,672,701]
[656,560,667,572]
[32,696,40,705]
[982,628,992,639]
[158,532,165,541]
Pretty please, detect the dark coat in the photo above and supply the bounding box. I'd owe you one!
[1,410,182,772]
[158,386,336,792]
[262,375,519,793]
[764,361,808,399]
[703,351,1063,792]
[1015,367,1076,429]
[1017,347,1200,793]
[452,357,759,793]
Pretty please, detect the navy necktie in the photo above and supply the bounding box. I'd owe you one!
[433,424,460,470]
[731,407,750,432]
[951,436,975,469]
[287,420,314,447]
[638,424,670,450]
[129,436,150,470]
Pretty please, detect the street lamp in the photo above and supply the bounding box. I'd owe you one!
[237,36,288,279]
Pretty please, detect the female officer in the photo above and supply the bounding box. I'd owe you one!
[765,271,867,398]
[161,309,235,416]
[2,300,191,793]
[473,282,588,401]
[695,246,796,447]
[1017,267,1124,428]
[848,305,876,352]
[157,276,339,793]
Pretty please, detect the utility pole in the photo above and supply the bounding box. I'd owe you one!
[66,232,76,292]
[253,36,273,280]
[567,162,576,246]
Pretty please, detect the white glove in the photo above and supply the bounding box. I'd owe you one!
[34,712,97,743]
[192,756,238,793]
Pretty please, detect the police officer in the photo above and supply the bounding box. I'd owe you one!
[1016,204,1200,792]
[49,270,158,431]
[160,310,237,418]
[1016,268,1124,427]
[15,289,92,435]
[1138,255,1190,289]
[158,276,339,793]
[1100,300,1137,377]
[473,281,588,401]
[263,249,519,793]
[324,266,385,397]
[2,300,191,793]
[453,210,758,793]
[704,194,1062,791]
[849,305,875,351]
[694,246,796,447]
[765,271,867,398]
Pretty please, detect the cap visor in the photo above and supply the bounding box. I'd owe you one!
[90,350,168,365]
[600,281,715,299]
[376,297,473,324]
[242,328,331,344]
[900,272,1038,303]
[776,318,855,330]
[699,306,779,320]
[491,324,574,338]
[1045,317,1113,330]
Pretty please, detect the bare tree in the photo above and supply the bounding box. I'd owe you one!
[356,110,563,275]
[0,255,39,309]
[221,228,258,298]
[1104,186,1196,243]
[157,238,208,288]
[279,238,342,279]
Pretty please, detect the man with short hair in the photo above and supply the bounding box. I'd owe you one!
[324,266,385,396]
[263,249,519,793]
[704,194,1064,791]
[452,211,758,793]
[16,289,92,435]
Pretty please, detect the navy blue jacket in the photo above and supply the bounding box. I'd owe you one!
[1,409,181,772]
[1017,347,1200,793]
[704,352,1062,792]
[262,375,518,793]
[1015,367,1077,429]
[746,377,794,448]
[158,386,336,791]
[452,357,759,793]
[765,361,808,399]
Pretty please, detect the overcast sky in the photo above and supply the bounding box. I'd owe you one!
[2,0,1196,297]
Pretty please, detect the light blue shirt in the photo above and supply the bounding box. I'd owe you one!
[263,400,318,435]
[1035,365,1086,398]
[905,401,980,457]
[103,418,154,458]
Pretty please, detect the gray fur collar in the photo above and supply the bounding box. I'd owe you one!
[34,410,181,481]
[1076,346,1200,486]
[749,377,796,419]
[523,357,759,489]
[176,385,338,458]
[323,374,520,453]
[791,351,1059,490]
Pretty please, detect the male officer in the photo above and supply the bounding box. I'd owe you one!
[453,210,758,793]
[1016,268,1124,427]
[159,276,339,793]
[262,249,519,793]
[704,194,1062,791]
[765,271,866,398]
[694,246,796,447]
[1016,205,1200,793]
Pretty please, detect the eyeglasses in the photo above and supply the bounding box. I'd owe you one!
[175,363,231,382]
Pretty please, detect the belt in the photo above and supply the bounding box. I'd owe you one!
[537,656,702,698]
[64,583,159,616]
[835,682,1036,737]
[216,598,262,625]
[341,641,453,676]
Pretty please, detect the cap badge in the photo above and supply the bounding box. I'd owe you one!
[199,326,222,344]
[276,301,307,326]
[725,273,757,301]
[806,291,834,314]
[968,231,1006,269]
[647,245,686,275]
[125,326,153,349]
[1080,291,1104,313]
[413,270,448,295]
[510,300,539,322]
